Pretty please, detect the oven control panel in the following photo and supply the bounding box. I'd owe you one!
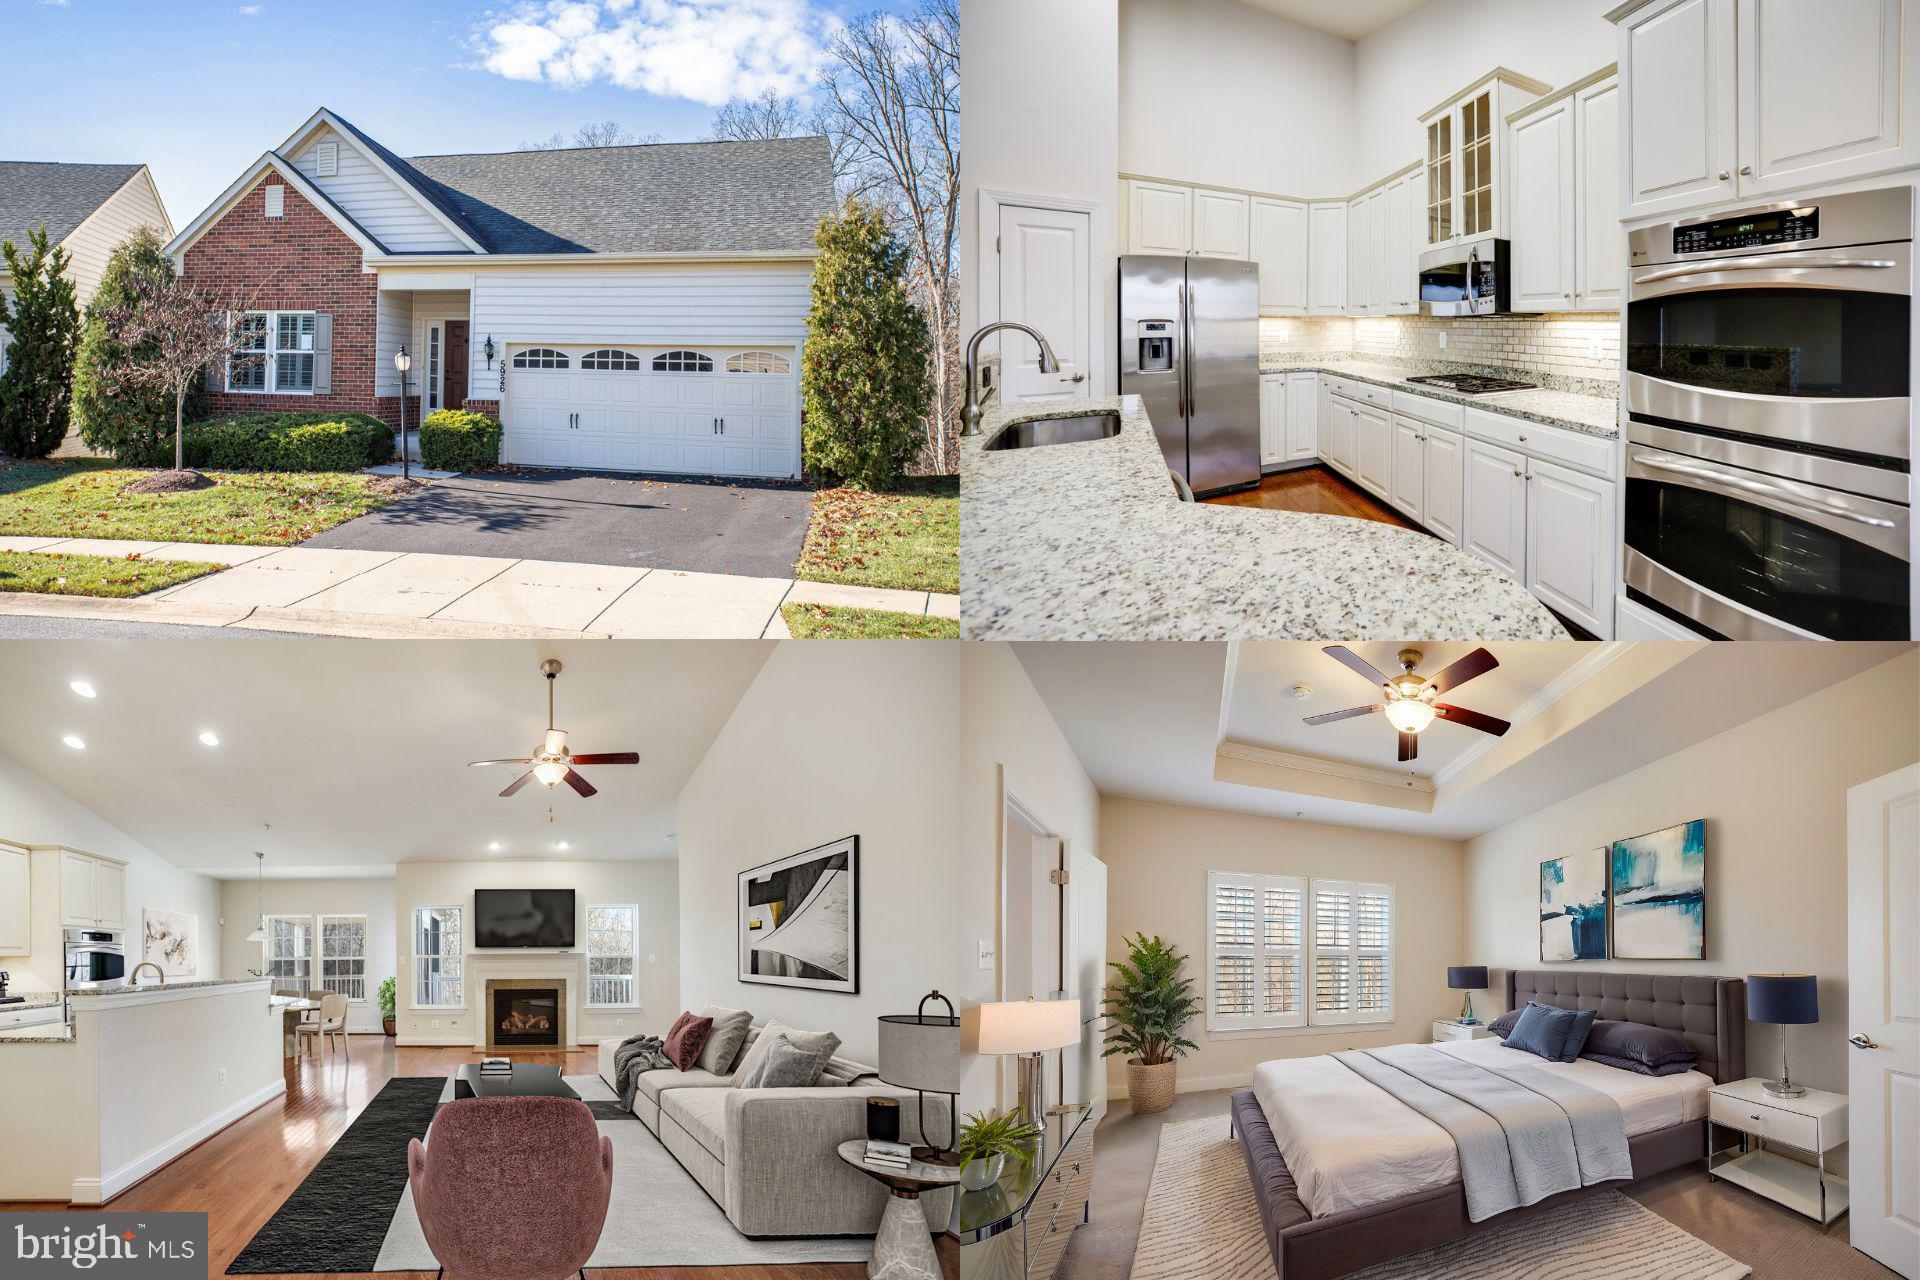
[1674,207,1819,254]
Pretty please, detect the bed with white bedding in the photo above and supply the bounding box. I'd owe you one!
[1229,970,1747,1280]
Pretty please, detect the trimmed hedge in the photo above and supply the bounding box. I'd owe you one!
[145,412,392,472]
[418,408,501,473]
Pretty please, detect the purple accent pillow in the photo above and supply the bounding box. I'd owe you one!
[664,1013,714,1072]
[1582,1051,1698,1077]
[1582,1019,1699,1069]
[1487,1008,1522,1037]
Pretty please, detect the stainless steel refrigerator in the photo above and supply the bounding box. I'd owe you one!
[1118,254,1260,496]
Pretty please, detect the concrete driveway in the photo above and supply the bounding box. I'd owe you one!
[303,468,814,579]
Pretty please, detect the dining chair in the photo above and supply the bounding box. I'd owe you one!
[296,992,350,1058]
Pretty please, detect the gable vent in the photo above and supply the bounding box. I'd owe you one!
[314,141,339,178]
[264,185,285,219]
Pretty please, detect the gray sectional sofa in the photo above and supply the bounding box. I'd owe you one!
[597,1023,954,1237]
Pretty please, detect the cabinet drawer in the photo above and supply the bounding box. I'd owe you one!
[1391,390,1465,430]
[1465,407,1615,478]
[1710,1092,1822,1152]
[1349,381,1391,410]
[0,1004,62,1031]
[1323,375,1356,400]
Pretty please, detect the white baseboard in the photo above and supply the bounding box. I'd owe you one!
[395,1035,471,1047]
[74,1078,287,1204]
[1109,1071,1251,1102]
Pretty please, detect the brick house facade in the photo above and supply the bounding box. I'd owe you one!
[178,177,397,427]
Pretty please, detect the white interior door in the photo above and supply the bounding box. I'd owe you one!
[1849,762,1920,1279]
[1062,845,1109,1121]
[997,203,1091,403]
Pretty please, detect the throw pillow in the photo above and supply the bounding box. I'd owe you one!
[697,1005,754,1075]
[740,1034,827,1088]
[664,1013,714,1072]
[731,1019,844,1087]
[1558,1008,1600,1061]
[1501,1001,1579,1061]
[1580,1019,1699,1069]
[1486,1008,1523,1038]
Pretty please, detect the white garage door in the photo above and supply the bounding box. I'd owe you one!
[503,344,800,478]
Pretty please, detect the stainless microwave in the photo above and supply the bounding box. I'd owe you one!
[1419,237,1511,316]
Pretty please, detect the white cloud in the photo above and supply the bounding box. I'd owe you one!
[238,4,262,13]
[474,0,837,106]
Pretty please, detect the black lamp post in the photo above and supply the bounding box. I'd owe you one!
[394,345,412,481]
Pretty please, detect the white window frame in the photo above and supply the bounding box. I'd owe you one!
[426,323,442,411]
[412,905,464,1009]
[227,309,316,395]
[318,914,368,1003]
[585,902,640,1008]
[1309,878,1395,1027]
[1206,870,1306,1032]
[262,914,313,996]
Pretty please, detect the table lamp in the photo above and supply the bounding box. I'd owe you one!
[878,991,962,1164]
[1448,966,1489,1024]
[966,997,1081,1128]
[1747,973,1817,1097]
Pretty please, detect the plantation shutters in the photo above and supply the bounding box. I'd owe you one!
[312,314,332,395]
[1311,879,1395,1025]
[1206,871,1305,1031]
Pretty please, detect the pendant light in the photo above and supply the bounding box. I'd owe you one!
[245,850,266,943]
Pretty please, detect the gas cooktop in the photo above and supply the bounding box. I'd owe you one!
[1404,373,1536,395]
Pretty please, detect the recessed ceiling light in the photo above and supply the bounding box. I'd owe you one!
[198,731,220,747]
[61,734,86,750]
[69,680,96,699]
[556,841,571,850]
[488,842,502,851]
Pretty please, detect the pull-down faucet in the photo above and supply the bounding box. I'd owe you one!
[961,322,1064,436]
[128,962,165,988]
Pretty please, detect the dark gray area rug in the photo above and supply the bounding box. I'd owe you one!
[225,1077,446,1275]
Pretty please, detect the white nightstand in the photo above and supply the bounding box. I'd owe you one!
[1707,1077,1849,1225]
[1431,1019,1497,1044]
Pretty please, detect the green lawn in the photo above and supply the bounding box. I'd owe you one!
[0,459,393,546]
[796,476,958,595]
[781,603,960,639]
[0,551,222,598]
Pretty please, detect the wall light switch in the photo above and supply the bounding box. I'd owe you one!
[431,1018,440,1031]
[647,954,656,964]
[978,938,996,971]
[1588,334,1604,359]
[219,1067,228,1086]
[615,1017,624,1029]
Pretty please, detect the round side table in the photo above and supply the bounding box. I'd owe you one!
[836,1139,960,1280]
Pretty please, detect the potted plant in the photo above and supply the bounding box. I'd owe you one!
[956,1108,1043,1191]
[377,977,397,1036]
[1100,933,1200,1115]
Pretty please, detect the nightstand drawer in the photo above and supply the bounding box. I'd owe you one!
[1711,1092,1821,1152]
[1431,1020,1494,1043]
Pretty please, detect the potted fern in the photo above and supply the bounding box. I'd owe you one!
[1100,933,1200,1115]
[956,1108,1044,1191]
[377,977,397,1036]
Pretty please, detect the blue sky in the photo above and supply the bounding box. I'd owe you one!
[9,0,902,226]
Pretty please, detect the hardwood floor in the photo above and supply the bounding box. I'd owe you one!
[0,1037,953,1280]
[1204,464,1419,529]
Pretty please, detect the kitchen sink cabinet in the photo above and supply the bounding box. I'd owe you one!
[1285,372,1318,462]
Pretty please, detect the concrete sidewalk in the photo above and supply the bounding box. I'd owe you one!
[0,536,959,639]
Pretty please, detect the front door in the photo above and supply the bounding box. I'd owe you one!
[996,202,1091,403]
[445,321,470,409]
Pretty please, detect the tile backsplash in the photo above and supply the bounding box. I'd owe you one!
[1260,312,1621,384]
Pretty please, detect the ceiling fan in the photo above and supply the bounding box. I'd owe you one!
[1302,645,1511,763]
[468,659,639,798]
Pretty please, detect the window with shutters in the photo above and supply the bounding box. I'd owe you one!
[227,310,314,393]
[652,349,714,373]
[1207,872,1392,1031]
[319,914,367,1002]
[1206,871,1305,1031]
[513,348,570,369]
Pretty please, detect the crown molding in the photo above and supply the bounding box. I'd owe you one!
[1216,741,1435,794]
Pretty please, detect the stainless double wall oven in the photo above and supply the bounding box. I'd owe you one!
[1623,186,1913,639]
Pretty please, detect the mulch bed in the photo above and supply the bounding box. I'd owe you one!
[123,468,217,495]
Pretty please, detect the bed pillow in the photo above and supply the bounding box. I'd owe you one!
[1502,1001,1579,1061]
[1582,1051,1698,1077]
[1557,1008,1599,1062]
[1486,1008,1523,1038]
[1581,1019,1699,1070]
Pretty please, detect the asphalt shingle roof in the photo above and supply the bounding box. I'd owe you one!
[0,161,144,250]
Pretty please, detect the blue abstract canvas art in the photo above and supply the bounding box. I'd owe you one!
[1610,819,1707,959]
[1540,848,1608,961]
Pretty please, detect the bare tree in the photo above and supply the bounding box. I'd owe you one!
[709,89,806,142]
[519,121,664,151]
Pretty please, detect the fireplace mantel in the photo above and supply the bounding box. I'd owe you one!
[464,950,585,1051]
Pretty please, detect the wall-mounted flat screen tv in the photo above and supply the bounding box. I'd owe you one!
[473,889,577,948]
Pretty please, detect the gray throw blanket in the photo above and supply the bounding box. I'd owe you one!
[1334,1044,1632,1222]
[612,1033,673,1110]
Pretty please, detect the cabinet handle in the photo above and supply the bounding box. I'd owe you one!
[1517,434,1527,442]
[1718,170,1731,181]
[1739,165,1753,176]
[1513,469,1523,477]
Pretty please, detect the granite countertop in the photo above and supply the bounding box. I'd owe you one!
[1258,354,1621,438]
[67,976,270,999]
[0,993,72,1044]
[961,394,1569,641]
[1,992,64,1012]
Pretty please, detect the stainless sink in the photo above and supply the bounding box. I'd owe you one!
[983,413,1122,451]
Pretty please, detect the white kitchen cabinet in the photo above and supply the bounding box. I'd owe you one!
[1192,187,1251,258]
[1355,402,1393,500]
[1390,416,1426,523]
[1463,437,1529,579]
[1367,187,1391,312]
[1385,171,1419,313]
[1260,374,1287,468]
[1285,371,1318,462]
[1251,197,1309,314]
[1127,180,1192,255]
[93,861,124,929]
[1347,198,1372,315]
[58,850,126,930]
[1422,70,1550,249]
[0,841,28,956]
[1322,396,1358,479]
[1510,94,1576,311]
[1574,74,1622,308]
[1617,0,1736,216]
[1525,455,1617,637]
[1307,202,1347,314]
[1423,426,1465,546]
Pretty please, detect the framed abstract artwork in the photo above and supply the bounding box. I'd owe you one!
[142,907,199,977]
[738,835,859,994]
[1539,848,1608,961]
[1609,818,1707,960]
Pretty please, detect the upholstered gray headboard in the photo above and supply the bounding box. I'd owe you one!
[1506,970,1746,1084]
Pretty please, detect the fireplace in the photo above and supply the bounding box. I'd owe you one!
[484,979,567,1052]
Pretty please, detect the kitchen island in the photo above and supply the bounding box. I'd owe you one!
[0,978,284,1202]
[962,393,1569,640]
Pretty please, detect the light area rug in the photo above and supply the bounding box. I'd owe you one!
[1129,1115,1752,1280]
[370,1074,873,1270]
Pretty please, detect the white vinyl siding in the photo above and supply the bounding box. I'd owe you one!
[264,915,313,995]
[412,905,463,1008]
[290,126,469,253]
[319,914,368,1002]
[1207,873,1394,1031]
[56,168,173,308]
[586,903,639,1007]
[375,290,414,396]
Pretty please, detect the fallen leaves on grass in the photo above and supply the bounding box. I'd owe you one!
[779,602,959,639]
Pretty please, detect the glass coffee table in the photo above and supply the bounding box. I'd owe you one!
[451,1062,581,1100]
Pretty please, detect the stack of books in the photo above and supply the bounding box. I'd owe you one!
[864,1139,913,1170]
[479,1056,514,1075]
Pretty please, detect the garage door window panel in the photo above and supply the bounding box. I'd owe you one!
[582,349,642,371]
[653,350,714,373]
[726,351,790,374]
[514,348,570,369]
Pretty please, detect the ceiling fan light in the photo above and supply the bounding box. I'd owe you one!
[533,760,569,788]
[1384,700,1437,734]
[543,728,568,756]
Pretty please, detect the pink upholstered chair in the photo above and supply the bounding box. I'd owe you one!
[407,1095,614,1280]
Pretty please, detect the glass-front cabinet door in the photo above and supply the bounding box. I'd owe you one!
[1460,89,1494,238]
[1426,115,1453,245]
